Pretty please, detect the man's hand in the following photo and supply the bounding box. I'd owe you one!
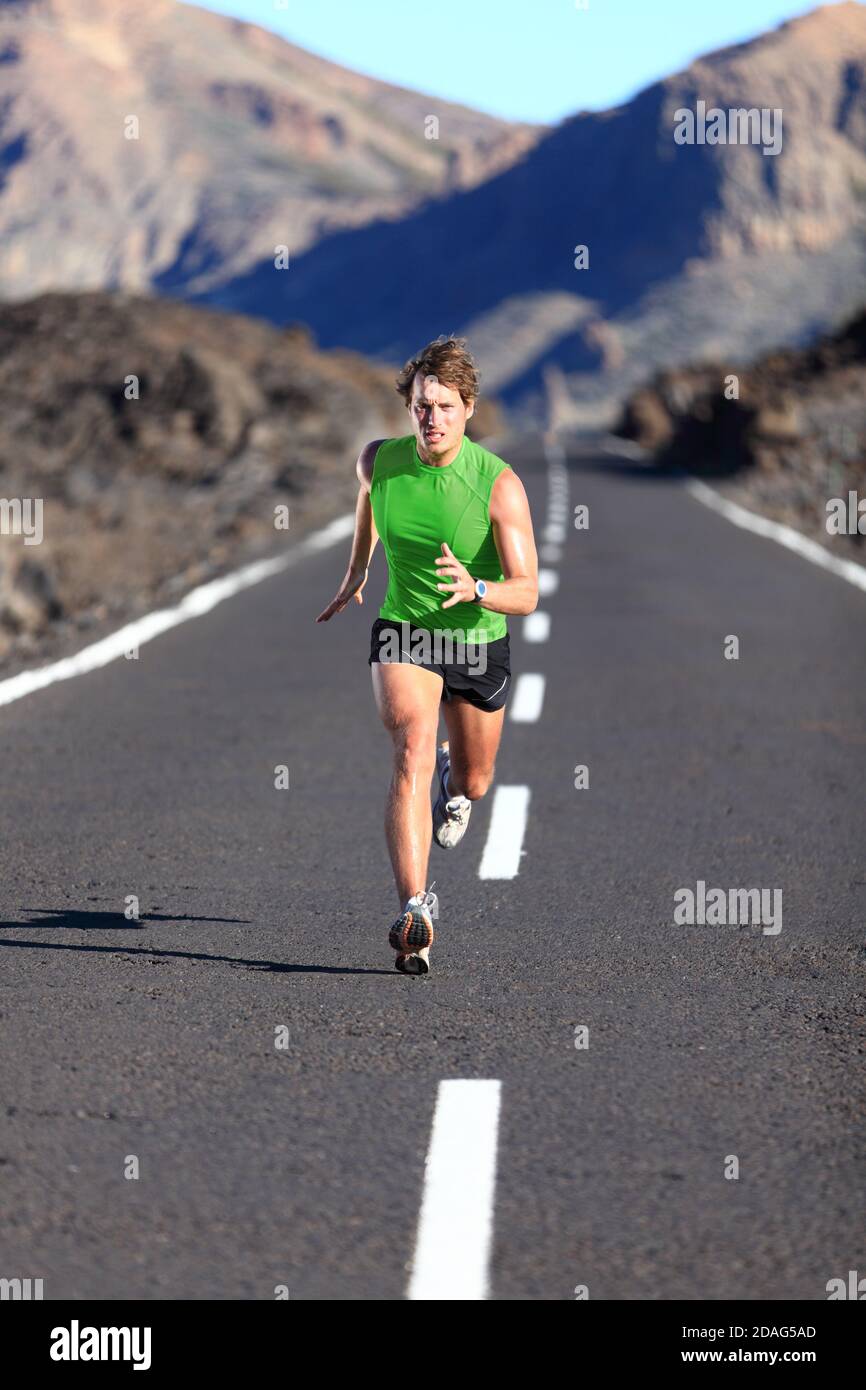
[316,568,368,622]
[435,542,475,609]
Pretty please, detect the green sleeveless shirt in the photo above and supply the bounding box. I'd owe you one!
[370,433,509,642]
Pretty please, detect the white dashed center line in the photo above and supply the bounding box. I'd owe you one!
[509,672,546,722]
[407,1079,502,1301]
[479,784,530,879]
[523,611,551,643]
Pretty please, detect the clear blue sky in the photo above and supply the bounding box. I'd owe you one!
[189,0,859,124]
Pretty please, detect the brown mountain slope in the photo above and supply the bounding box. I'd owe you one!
[2,2,864,424]
[204,2,866,422]
[0,0,540,301]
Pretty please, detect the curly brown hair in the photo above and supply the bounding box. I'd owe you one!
[395,335,480,408]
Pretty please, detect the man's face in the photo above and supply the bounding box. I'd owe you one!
[409,372,474,460]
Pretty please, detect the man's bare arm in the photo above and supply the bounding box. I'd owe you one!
[434,466,538,615]
[350,439,383,572]
[315,440,385,622]
[483,468,539,616]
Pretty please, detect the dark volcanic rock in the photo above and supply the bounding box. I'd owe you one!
[0,292,506,667]
[616,305,866,553]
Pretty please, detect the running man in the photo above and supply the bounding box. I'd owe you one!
[316,336,538,974]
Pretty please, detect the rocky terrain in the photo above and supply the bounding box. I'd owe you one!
[616,305,866,554]
[0,291,501,668]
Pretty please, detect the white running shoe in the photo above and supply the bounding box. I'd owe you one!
[432,741,472,849]
[390,883,438,976]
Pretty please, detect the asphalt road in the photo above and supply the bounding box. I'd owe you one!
[1,436,863,1300]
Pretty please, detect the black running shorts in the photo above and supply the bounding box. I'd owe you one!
[368,617,512,712]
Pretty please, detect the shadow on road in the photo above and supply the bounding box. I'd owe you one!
[0,929,395,976]
[11,907,251,929]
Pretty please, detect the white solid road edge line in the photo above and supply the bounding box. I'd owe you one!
[686,480,866,594]
[407,1079,502,1301]
[479,785,530,880]
[0,513,356,710]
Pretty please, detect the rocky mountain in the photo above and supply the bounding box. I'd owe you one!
[2,2,865,426]
[191,2,866,422]
[0,0,540,300]
[617,303,866,554]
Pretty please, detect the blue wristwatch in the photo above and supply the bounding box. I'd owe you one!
[472,578,488,603]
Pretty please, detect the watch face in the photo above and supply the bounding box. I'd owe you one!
[475,579,487,599]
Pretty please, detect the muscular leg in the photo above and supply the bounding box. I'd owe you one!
[371,662,444,909]
[441,695,506,801]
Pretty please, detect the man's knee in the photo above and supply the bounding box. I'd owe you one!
[391,723,436,778]
[457,765,494,801]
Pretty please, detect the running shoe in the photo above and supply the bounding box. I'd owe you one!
[432,741,472,849]
[390,883,438,976]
